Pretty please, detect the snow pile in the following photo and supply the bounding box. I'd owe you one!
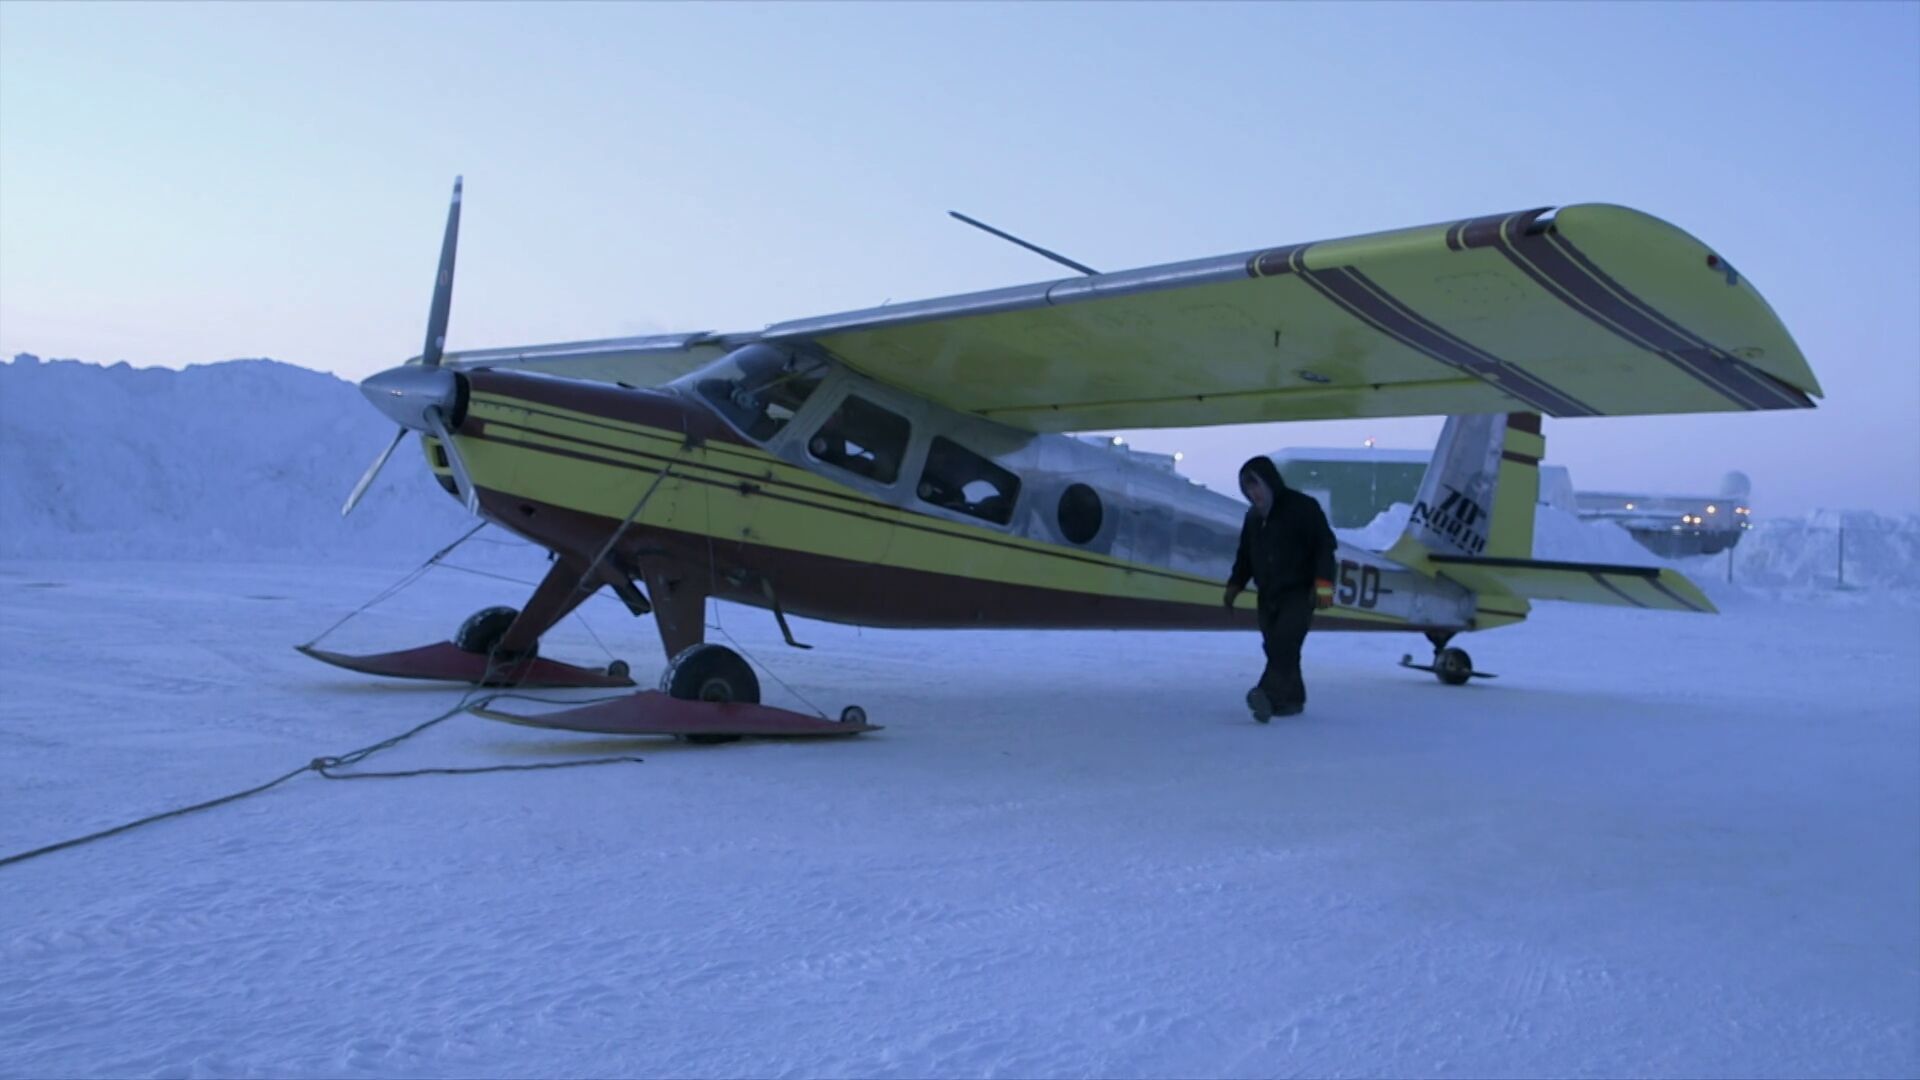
[0,354,479,563]
[1338,501,1672,567]
[1719,511,1920,591]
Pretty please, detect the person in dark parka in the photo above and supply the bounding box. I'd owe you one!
[1224,455,1338,722]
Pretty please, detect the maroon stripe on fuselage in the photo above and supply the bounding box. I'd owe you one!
[463,369,750,448]
[475,488,1445,635]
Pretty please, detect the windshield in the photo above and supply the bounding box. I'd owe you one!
[694,345,828,443]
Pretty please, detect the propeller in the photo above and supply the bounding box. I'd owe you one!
[342,176,480,517]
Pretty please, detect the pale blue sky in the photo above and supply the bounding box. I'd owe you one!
[3,1,1916,514]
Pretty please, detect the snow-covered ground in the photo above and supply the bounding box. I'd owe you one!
[3,357,1917,1077]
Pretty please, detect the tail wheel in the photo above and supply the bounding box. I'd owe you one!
[454,605,537,660]
[1435,647,1473,686]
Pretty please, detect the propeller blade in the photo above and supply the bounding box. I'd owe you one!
[423,406,479,515]
[341,426,409,517]
[420,176,463,368]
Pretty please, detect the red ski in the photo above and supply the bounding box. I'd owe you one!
[470,691,878,739]
[296,642,635,689]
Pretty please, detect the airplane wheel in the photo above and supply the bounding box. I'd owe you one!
[840,705,867,726]
[1434,647,1473,686]
[662,644,758,744]
[662,643,760,704]
[606,659,630,680]
[454,605,536,660]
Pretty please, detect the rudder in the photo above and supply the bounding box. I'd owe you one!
[1393,412,1542,560]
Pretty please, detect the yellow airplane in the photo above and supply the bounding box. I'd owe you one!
[301,179,1820,739]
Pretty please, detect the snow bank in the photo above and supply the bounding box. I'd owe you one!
[0,354,482,563]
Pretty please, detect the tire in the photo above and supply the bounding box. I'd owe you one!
[454,605,536,660]
[660,643,760,704]
[1435,647,1473,686]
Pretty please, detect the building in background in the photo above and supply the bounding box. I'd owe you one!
[1268,447,1430,528]
[1073,435,1189,477]
[1560,469,1754,557]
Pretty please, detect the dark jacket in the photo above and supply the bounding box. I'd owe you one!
[1228,456,1338,597]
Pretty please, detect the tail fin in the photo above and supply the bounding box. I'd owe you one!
[1387,412,1718,618]
[1391,412,1542,561]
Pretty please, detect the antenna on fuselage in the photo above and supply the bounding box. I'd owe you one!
[948,211,1099,277]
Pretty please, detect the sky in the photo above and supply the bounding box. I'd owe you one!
[2,1,1916,516]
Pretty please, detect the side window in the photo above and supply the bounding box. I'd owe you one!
[917,436,1021,526]
[698,349,826,442]
[1057,483,1103,544]
[807,395,911,484]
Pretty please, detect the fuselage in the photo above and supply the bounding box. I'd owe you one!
[430,351,1496,636]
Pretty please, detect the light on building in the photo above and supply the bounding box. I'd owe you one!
[1173,451,1184,462]
[1625,502,1635,510]
[1707,504,1717,515]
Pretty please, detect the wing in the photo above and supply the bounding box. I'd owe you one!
[765,204,1821,432]
[437,332,748,386]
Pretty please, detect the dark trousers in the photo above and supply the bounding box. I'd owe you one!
[1256,588,1316,707]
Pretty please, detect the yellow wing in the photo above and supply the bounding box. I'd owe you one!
[765,204,1820,432]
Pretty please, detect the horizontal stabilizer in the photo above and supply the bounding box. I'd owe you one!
[1429,555,1716,614]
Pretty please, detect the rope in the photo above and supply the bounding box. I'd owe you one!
[0,691,642,871]
[712,622,830,720]
[572,461,678,601]
[301,523,488,649]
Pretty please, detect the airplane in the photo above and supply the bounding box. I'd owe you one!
[300,178,1821,740]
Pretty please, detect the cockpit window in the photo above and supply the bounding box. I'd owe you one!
[918,436,1020,525]
[697,347,827,442]
[806,395,910,485]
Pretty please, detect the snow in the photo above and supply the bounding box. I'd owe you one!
[3,357,1917,1078]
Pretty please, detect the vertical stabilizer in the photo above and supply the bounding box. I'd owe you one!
[1391,412,1542,561]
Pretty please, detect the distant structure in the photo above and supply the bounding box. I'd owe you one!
[1268,447,1430,527]
[1560,469,1754,556]
[1074,435,1189,477]
[1272,445,1754,556]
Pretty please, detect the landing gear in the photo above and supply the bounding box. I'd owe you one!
[455,605,537,660]
[1399,631,1496,685]
[661,643,759,744]
[661,643,760,704]
[1433,647,1474,686]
